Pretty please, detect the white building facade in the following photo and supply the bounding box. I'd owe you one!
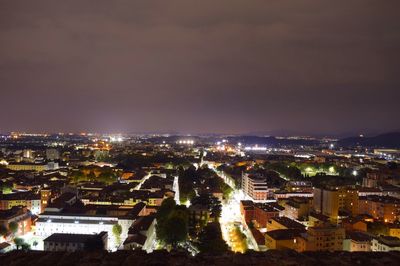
[36,213,134,250]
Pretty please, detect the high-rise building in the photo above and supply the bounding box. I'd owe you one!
[242,173,268,201]
[313,187,359,223]
[313,188,339,222]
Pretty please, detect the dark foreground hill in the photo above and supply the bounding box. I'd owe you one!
[1,250,400,266]
[338,132,400,148]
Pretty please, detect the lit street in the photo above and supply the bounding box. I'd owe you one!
[206,162,255,252]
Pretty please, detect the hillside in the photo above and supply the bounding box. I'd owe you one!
[338,132,400,148]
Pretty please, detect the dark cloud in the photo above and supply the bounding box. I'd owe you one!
[0,0,399,135]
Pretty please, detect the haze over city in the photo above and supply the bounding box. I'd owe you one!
[1,1,400,135]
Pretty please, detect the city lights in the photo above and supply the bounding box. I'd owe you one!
[1,0,399,262]
[178,140,194,145]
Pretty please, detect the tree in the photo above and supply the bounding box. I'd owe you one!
[14,238,25,250]
[197,222,229,254]
[0,182,13,194]
[0,225,8,237]
[178,165,200,203]
[8,221,18,235]
[156,198,176,223]
[21,243,31,250]
[112,224,122,247]
[98,172,116,184]
[156,202,189,248]
[87,171,96,182]
[191,193,222,220]
[233,227,248,253]
[161,210,188,248]
[70,170,85,184]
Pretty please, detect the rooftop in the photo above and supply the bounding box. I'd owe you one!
[345,231,373,242]
[266,229,303,240]
[269,217,306,230]
[0,191,40,200]
[44,232,107,243]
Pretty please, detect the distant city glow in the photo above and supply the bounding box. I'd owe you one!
[178,140,194,145]
[110,136,123,142]
[244,146,267,151]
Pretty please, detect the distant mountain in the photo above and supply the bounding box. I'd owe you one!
[337,132,400,148]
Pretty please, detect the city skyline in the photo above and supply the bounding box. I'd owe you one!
[1,1,400,135]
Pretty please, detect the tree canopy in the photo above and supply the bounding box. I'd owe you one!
[156,198,189,248]
[197,222,229,254]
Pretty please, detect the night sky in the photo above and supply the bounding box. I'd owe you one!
[1,1,399,136]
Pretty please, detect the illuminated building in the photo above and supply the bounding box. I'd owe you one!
[371,236,400,251]
[36,203,146,250]
[313,187,359,223]
[358,187,383,197]
[23,149,33,159]
[0,206,32,236]
[241,173,268,201]
[285,181,313,193]
[280,197,311,221]
[338,187,359,216]
[313,188,339,223]
[343,231,372,252]
[266,217,305,232]
[388,224,400,239]
[274,191,313,199]
[123,216,156,252]
[308,212,330,227]
[40,189,52,212]
[240,200,282,228]
[0,192,41,215]
[358,195,400,223]
[81,190,168,208]
[342,217,367,232]
[265,229,302,250]
[6,163,47,172]
[296,224,345,252]
[0,242,12,253]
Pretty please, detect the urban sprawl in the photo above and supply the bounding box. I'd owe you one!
[0,132,399,254]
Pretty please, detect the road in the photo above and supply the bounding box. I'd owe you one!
[205,162,256,252]
[172,174,180,204]
[134,172,152,190]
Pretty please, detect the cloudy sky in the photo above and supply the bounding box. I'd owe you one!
[1,0,399,136]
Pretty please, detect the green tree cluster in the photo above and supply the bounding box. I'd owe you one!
[191,193,222,220]
[8,221,18,235]
[112,224,122,247]
[264,162,302,180]
[156,198,189,248]
[14,237,30,250]
[197,222,229,254]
